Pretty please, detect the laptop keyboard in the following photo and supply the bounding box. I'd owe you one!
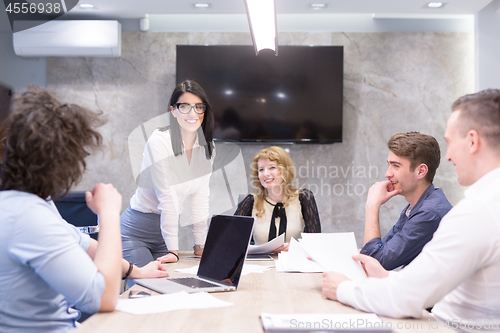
[170,277,220,289]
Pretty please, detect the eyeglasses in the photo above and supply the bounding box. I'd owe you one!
[175,103,207,114]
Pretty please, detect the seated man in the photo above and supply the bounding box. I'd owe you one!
[323,89,500,328]
[361,132,452,270]
[0,86,169,332]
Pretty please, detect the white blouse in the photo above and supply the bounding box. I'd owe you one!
[251,195,305,245]
[130,129,213,250]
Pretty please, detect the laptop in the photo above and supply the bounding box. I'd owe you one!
[134,214,255,293]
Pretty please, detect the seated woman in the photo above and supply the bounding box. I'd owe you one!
[0,86,168,332]
[235,146,321,252]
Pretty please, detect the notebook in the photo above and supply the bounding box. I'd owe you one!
[134,214,255,293]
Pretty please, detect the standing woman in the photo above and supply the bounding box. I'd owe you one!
[235,146,321,252]
[121,80,215,265]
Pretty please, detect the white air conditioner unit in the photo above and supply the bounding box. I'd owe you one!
[13,20,121,57]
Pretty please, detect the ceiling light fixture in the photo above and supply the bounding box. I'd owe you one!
[140,14,149,32]
[244,0,278,56]
[79,4,94,9]
[194,3,210,9]
[427,2,445,8]
[309,3,327,10]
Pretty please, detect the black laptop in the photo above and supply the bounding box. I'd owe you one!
[134,214,255,293]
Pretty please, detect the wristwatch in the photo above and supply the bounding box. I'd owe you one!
[193,245,204,251]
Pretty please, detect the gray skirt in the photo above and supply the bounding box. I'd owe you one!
[120,206,169,267]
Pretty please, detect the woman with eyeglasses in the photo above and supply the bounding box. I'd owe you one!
[235,146,321,253]
[121,80,215,266]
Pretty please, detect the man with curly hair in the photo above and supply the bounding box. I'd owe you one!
[0,86,168,332]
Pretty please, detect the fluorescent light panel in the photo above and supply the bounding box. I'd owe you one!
[309,3,327,10]
[194,3,210,9]
[427,2,445,8]
[245,0,277,55]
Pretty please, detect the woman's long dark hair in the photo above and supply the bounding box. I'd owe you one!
[160,80,214,160]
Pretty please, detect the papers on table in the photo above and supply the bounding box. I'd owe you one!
[248,233,285,254]
[260,313,391,332]
[116,291,233,315]
[275,232,367,282]
[275,238,323,273]
[299,232,366,282]
[175,264,274,275]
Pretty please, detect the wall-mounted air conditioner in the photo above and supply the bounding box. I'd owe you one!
[13,20,121,57]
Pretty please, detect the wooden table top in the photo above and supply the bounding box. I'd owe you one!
[75,252,454,333]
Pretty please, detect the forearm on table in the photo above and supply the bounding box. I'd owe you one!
[337,273,425,319]
[93,211,122,312]
[191,219,208,245]
[190,188,209,246]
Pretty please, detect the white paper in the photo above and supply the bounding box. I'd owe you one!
[261,312,385,330]
[116,291,233,315]
[299,232,367,282]
[247,233,285,254]
[175,264,274,275]
[275,238,323,273]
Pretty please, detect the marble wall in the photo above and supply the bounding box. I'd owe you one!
[47,31,474,249]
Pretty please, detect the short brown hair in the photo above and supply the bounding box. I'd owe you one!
[387,132,441,183]
[2,86,106,199]
[451,89,500,153]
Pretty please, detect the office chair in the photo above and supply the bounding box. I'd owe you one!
[53,191,99,240]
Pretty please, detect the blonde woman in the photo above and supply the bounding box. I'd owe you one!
[235,146,320,252]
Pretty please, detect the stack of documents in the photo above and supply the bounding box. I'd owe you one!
[275,238,323,273]
[275,232,367,282]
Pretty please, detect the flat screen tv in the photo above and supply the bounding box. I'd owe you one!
[176,45,343,143]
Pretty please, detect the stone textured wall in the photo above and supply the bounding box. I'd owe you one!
[47,31,474,249]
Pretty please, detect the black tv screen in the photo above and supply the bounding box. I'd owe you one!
[176,45,343,143]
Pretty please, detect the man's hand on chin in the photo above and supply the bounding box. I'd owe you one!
[322,272,350,301]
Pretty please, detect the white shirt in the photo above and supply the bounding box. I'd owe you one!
[337,167,500,331]
[130,129,213,250]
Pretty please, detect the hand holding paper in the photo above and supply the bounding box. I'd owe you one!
[248,233,285,254]
[299,232,367,281]
[275,238,323,272]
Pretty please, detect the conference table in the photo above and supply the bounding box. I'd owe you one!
[75,252,455,333]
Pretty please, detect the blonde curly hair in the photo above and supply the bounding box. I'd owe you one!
[250,146,300,217]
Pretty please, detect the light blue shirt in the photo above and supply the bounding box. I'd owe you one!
[0,190,105,332]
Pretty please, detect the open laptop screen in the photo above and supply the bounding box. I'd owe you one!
[198,215,254,288]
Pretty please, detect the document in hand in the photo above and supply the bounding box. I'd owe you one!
[276,238,323,273]
[248,233,285,254]
[261,313,393,332]
[299,233,367,282]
